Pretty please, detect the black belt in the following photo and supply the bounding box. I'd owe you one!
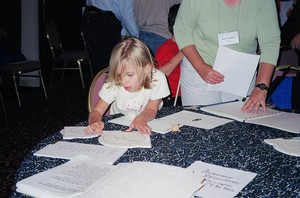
[85,6,114,15]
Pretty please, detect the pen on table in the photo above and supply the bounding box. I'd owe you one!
[192,118,202,121]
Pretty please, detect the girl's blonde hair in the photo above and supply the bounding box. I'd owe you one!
[107,37,157,89]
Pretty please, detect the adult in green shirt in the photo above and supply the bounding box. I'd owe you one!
[174,0,280,113]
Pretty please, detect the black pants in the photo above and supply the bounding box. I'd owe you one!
[81,6,122,74]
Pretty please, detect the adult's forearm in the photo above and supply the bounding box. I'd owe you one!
[159,52,183,76]
[181,45,212,78]
[256,62,275,87]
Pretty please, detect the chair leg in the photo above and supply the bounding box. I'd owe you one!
[77,60,85,89]
[0,90,8,121]
[61,62,67,81]
[88,59,94,78]
[50,62,56,87]
[38,69,48,99]
[12,74,22,106]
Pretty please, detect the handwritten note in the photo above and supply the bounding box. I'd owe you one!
[188,161,257,198]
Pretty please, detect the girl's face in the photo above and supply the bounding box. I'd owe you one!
[120,64,141,92]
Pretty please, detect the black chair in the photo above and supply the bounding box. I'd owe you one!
[0,60,47,107]
[45,20,93,89]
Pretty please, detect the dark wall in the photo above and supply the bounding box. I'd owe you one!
[0,0,21,51]
[0,0,85,57]
[44,0,85,50]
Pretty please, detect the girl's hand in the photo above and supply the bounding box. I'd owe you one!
[127,115,152,135]
[84,121,105,135]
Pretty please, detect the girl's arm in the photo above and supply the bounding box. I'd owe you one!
[85,98,110,135]
[127,99,162,135]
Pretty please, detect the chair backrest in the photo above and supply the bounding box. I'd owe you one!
[88,67,109,113]
[272,48,299,80]
[278,48,298,66]
[46,20,64,59]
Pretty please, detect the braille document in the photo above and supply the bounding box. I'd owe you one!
[264,137,300,157]
[34,141,127,164]
[80,161,205,198]
[61,126,99,140]
[207,46,260,97]
[98,130,151,148]
[16,155,115,198]
[201,101,300,134]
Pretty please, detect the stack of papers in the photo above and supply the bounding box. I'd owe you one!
[16,155,115,198]
[17,159,204,198]
[80,161,204,198]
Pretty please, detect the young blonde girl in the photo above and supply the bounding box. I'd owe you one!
[85,37,170,135]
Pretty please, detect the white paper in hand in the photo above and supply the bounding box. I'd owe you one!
[207,46,260,97]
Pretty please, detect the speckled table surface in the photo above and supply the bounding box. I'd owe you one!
[11,106,300,198]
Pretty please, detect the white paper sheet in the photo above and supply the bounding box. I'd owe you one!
[109,110,232,134]
[158,110,233,130]
[188,161,257,198]
[16,155,115,198]
[108,116,174,134]
[34,141,127,164]
[207,46,260,97]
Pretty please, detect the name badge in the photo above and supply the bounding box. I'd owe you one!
[218,31,239,46]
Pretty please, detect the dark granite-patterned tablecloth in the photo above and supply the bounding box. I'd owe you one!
[11,106,300,198]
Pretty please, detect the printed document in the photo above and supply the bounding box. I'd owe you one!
[34,141,127,164]
[16,155,115,198]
